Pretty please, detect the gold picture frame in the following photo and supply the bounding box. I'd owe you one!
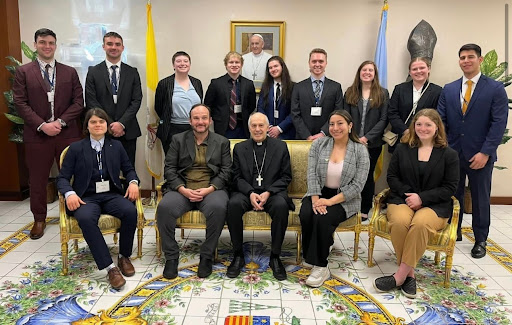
[230,21,285,91]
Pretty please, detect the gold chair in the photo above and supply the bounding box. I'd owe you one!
[367,188,460,288]
[58,146,144,275]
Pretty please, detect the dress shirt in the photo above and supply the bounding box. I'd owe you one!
[460,72,481,107]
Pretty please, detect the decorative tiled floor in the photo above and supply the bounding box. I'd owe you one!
[0,199,512,324]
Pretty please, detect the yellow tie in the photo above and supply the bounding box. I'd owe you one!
[462,80,473,114]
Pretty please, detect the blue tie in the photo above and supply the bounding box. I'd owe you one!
[111,65,118,95]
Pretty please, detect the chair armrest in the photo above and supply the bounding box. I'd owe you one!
[369,188,390,226]
[156,181,166,205]
[58,193,69,233]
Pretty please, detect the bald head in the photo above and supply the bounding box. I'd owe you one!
[248,112,269,142]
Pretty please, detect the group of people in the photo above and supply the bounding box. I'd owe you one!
[12,27,509,296]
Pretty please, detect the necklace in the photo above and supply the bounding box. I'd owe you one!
[251,53,264,80]
[253,147,267,186]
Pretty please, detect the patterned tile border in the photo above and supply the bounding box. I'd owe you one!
[461,226,512,272]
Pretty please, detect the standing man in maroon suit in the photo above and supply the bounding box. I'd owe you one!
[13,28,84,239]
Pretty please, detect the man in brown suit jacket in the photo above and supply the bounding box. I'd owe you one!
[13,28,84,239]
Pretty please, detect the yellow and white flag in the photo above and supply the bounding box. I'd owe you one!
[145,1,163,178]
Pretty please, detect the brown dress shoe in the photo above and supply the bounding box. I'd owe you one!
[30,221,46,240]
[107,267,126,290]
[118,256,135,277]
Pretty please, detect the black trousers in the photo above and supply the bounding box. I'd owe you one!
[227,192,289,255]
[118,137,137,169]
[361,146,382,214]
[72,192,137,270]
[162,124,191,155]
[299,187,347,267]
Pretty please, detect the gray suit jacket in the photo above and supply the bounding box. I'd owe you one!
[163,130,232,192]
[291,77,343,139]
[305,137,370,217]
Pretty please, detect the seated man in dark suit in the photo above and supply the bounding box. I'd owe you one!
[85,31,143,167]
[57,108,139,290]
[291,48,343,140]
[226,112,294,280]
[204,51,256,139]
[157,104,232,279]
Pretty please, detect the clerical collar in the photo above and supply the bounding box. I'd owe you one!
[252,138,267,147]
[90,136,105,151]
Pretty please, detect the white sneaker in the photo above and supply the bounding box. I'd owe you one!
[305,266,330,287]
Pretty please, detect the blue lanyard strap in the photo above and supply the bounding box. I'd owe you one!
[96,150,104,180]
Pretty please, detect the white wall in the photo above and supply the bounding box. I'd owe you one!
[18,0,512,196]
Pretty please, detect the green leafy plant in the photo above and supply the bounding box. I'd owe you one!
[4,41,37,143]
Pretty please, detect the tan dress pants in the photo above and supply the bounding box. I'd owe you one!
[387,204,448,267]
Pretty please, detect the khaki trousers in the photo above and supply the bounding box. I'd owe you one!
[387,204,448,268]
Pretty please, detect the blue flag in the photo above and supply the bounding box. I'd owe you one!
[375,1,388,89]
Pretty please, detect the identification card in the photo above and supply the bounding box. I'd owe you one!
[274,110,279,119]
[311,106,322,116]
[113,95,118,104]
[47,91,54,103]
[95,180,110,193]
[234,104,242,113]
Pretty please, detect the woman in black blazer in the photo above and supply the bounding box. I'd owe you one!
[373,109,459,299]
[387,57,442,153]
[155,51,203,154]
[343,60,389,220]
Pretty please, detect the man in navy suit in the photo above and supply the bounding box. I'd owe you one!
[85,32,142,167]
[57,108,139,290]
[291,48,343,140]
[438,43,508,258]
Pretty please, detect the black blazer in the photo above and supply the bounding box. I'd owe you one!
[154,74,203,142]
[257,83,296,140]
[343,88,389,148]
[232,137,294,210]
[291,77,343,139]
[204,74,256,138]
[57,137,138,197]
[85,61,143,140]
[163,130,232,192]
[388,80,442,137]
[387,143,459,219]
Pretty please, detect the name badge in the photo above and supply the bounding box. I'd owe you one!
[311,106,322,116]
[234,104,242,114]
[47,91,54,103]
[96,180,110,193]
[113,95,118,104]
[274,110,279,119]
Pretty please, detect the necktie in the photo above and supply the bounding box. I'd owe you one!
[462,80,472,114]
[275,83,281,109]
[314,80,322,103]
[111,65,118,95]
[43,64,52,91]
[229,79,237,129]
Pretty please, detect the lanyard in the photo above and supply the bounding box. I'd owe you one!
[41,65,56,89]
[96,149,104,181]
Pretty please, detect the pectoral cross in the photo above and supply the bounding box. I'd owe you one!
[252,71,257,80]
[256,174,263,186]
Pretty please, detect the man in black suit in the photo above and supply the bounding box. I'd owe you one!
[226,112,294,280]
[85,31,142,167]
[204,51,256,139]
[157,104,232,279]
[57,108,139,290]
[291,48,343,140]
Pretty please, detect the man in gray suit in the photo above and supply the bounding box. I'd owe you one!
[157,104,232,279]
[291,48,343,140]
[85,31,142,167]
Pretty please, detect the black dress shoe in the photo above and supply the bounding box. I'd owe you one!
[471,241,487,259]
[400,276,417,299]
[226,254,246,278]
[163,259,179,279]
[197,257,213,278]
[269,255,287,281]
[373,275,398,293]
[456,229,462,242]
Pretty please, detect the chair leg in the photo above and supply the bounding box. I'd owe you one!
[444,253,453,288]
[296,230,302,264]
[215,247,218,262]
[74,239,79,252]
[367,229,375,267]
[61,242,69,276]
[137,227,143,258]
[113,233,119,245]
[181,229,185,239]
[434,252,440,265]
[155,225,161,258]
[353,227,360,261]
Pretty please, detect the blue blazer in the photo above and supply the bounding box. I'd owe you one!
[57,137,138,197]
[257,84,295,140]
[438,75,508,162]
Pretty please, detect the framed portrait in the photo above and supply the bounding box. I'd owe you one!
[231,21,285,91]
